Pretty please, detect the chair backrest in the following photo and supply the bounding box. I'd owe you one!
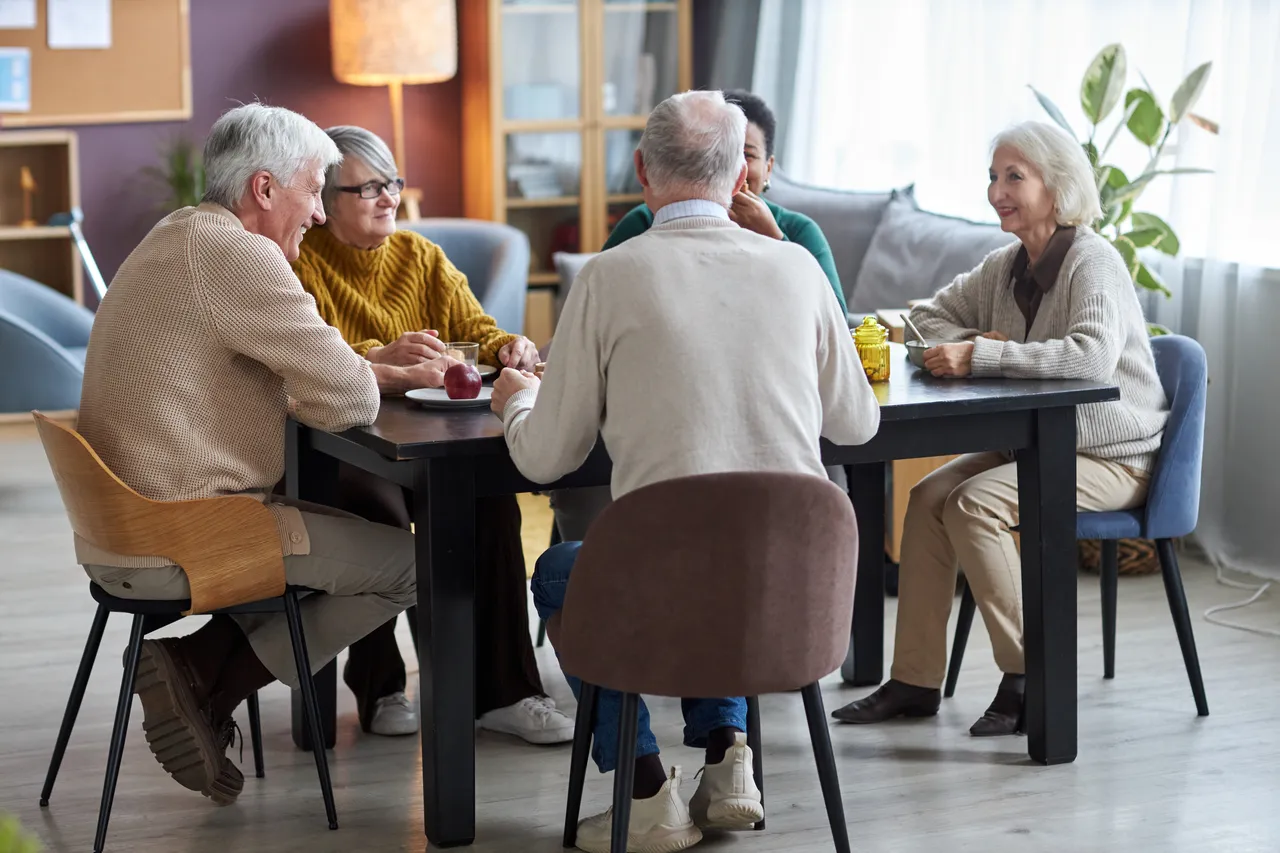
[32,412,286,614]
[557,471,859,697]
[0,269,94,347]
[398,218,531,334]
[1144,335,1208,539]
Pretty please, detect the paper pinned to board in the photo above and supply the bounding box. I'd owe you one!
[0,0,36,30]
[0,47,31,111]
[48,0,112,50]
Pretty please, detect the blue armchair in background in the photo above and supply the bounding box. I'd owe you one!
[398,219,531,335]
[0,270,94,413]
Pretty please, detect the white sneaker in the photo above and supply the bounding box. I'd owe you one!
[478,696,575,745]
[575,766,703,853]
[369,692,418,737]
[688,732,764,830]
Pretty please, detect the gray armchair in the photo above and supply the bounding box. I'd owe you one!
[0,270,94,412]
[398,218,531,335]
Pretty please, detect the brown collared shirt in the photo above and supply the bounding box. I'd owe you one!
[1011,225,1076,336]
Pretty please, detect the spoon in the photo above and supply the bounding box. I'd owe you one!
[903,313,928,346]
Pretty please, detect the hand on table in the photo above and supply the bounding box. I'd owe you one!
[499,336,540,372]
[728,187,784,240]
[922,341,974,378]
[491,367,540,417]
[367,330,445,366]
[974,331,1009,342]
[399,356,459,391]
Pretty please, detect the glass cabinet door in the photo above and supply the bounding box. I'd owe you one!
[501,1,581,122]
[600,2,680,119]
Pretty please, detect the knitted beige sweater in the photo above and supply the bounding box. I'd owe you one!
[76,204,380,567]
[910,227,1167,471]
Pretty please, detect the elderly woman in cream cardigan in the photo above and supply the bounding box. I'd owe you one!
[834,121,1169,736]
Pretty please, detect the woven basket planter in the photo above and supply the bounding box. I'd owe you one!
[1077,538,1160,575]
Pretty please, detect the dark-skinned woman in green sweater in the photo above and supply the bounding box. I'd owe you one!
[601,89,847,315]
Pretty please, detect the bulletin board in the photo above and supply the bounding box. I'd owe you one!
[0,0,191,127]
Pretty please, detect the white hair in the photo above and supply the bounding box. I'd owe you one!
[637,90,747,205]
[201,103,342,210]
[321,125,399,208]
[991,121,1103,228]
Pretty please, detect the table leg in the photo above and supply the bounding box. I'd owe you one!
[414,457,477,847]
[285,421,339,752]
[844,462,886,686]
[1016,406,1078,765]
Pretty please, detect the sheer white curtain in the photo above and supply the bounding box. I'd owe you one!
[766,0,1280,579]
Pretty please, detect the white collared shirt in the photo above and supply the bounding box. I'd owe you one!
[651,198,731,226]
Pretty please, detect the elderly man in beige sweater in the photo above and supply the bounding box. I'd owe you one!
[490,90,881,853]
[78,103,441,806]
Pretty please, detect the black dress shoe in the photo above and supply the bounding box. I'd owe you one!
[969,686,1025,737]
[831,680,941,724]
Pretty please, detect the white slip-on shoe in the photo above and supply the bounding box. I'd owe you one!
[477,695,575,745]
[688,732,764,830]
[575,766,703,853]
[369,691,418,737]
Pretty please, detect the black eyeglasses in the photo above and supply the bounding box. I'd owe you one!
[336,178,405,199]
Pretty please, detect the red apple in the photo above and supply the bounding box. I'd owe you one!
[444,362,482,400]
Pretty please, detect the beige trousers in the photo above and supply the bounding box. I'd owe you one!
[85,511,416,688]
[891,452,1149,689]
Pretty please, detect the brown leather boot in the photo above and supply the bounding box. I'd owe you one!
[830,680,941,724]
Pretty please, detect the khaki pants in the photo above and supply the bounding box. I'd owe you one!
[85,511,416,688]
[891,452,1149,689]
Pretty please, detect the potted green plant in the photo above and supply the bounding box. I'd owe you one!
[1030,43,1217,325]
[141,135,205,212]
[1031,45,1218,576]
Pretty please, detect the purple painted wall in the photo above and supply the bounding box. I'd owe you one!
[73,0,462,295]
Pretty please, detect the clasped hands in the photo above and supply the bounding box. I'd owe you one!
[920,331,1008,378]
[365,330,539,388]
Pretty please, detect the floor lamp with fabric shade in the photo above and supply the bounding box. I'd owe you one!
[330,0,457,220]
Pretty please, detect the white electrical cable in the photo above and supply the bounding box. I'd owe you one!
[1202,553,1279,639]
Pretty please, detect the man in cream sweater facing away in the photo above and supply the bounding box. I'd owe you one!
[490,90,881,853]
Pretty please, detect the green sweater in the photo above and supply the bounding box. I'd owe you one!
[602,201,847,315]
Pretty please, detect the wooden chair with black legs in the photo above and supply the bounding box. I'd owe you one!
[548,471,860,853]
[30,411,338,852]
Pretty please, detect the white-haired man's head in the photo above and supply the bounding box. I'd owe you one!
[988,121,1102,241]
[634,90,748,208]
[201,102,342,261]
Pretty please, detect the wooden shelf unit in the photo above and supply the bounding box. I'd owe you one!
[0,130,82,303]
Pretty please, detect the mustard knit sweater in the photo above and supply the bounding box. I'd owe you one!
[292,225,516,366]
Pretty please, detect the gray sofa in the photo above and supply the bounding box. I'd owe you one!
[553,171,1016,330]
[0,270,94,413]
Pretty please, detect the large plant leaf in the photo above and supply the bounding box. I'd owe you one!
[1083,141,1099,167]
[1109,167,1211,207]
[1124,89,1164,147]
[1130,212,1181,255]
[1136,262,1172,296]
[1188,113,1220,134]
[1112,235,1140,277]
[1028,85,1077,139]
[1169,61,1212,123]
[1098,165,1130,206]
[1102,97,1143,157]
[1125,227,1166,248]
[1081,43,1127,125]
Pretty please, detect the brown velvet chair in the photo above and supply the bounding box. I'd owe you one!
[550,471,859,853]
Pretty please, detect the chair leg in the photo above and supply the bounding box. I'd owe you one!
[1101,539,1119,679]
[1155,539,1209,716]
[536,618,547,649]
[611,693,640,853]
[745,695,764,831]
[563,681,598,848]
[41,603,110,807]
[246,692,265,779]
[944,580,976,698]
[800,683,850,853]
[93,615,144,853]
[284,590,340,829]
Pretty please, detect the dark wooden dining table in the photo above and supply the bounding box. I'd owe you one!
[284,344,1118,848]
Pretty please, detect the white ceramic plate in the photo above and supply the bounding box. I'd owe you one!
[405,386,494,409]
[477,364,497,378]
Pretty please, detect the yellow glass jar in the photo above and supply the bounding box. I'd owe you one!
[853,316,891,382]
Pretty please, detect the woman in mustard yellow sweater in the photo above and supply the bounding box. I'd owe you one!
[291,126,573,745]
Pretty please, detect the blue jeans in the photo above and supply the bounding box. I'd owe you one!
[532,541,747,773]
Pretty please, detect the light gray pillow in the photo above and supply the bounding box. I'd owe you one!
[765,171,915,310]
[849,196,1016,315]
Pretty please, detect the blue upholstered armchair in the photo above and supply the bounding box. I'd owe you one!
[0,270,94,412]
[398,219,531,335]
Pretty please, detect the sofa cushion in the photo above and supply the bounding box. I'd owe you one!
[849,196,1016,315]
[765,171,915,312]
[551,250,597,321]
